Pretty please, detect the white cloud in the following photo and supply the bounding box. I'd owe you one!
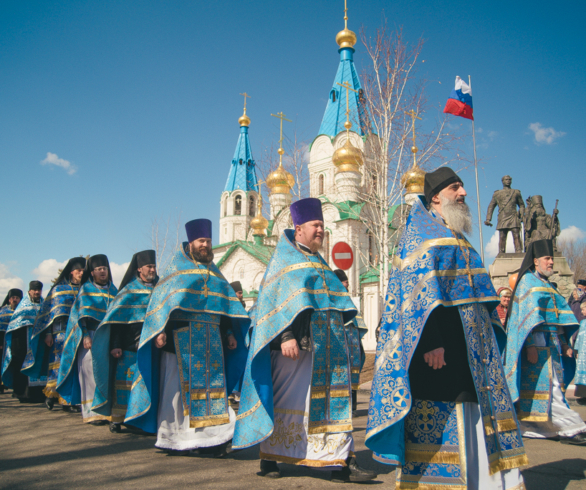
[40,152,77,175]
[0,263,25,300]
[109,262,130,288]
[528,123,566,145]
[485,230,515,260]
[488,131,498,140]
[559,225,586,243]
[32,259,67,287]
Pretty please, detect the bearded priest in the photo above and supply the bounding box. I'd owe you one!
[366,168,528,489]
[233,198,377,483]
[125,219,249,456]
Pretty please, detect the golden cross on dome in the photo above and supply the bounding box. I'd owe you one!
[270,111,292,164]
[406,108,422,167]
[240,92,251,110]
[343,0,349,29]
[337,80,358,135]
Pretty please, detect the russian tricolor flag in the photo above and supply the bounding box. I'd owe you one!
[443,76,473,120]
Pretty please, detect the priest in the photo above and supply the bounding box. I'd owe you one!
[234,198,376,483]
[230,281,246,309]
[91,250,157,433]
[366,168,527,489]
[504,239,586,444]
[22,257,86,411]
[125,219,249,456]
[56,255,117,424]
[2,281,45,402]
[0,289,23,393]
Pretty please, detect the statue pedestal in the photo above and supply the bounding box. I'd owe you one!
[488,252,575,297]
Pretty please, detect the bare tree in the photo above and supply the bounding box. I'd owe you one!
[151,210,182,274]
[559,238,586,284]
[356,25,466,307]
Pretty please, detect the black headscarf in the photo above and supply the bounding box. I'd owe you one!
[53,256,87,286]
[81,254,112,285]
[505,239,554,325]
[424,167,463,204]
[333,269,348,282]
[230,281,243,293]
[1,288,23,307]
[118,250,157,291]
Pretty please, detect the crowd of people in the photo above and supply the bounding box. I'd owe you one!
[1,166,586,488]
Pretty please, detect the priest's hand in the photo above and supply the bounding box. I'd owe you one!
[155,333,167,348]
[45,333,53,347]
[111,348,122,358]
[281,339,300,360]
[526,346,538,364]
[83,336,92,349]
[227,335,237,350]
[423,347,446,370]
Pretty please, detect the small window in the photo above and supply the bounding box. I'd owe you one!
[223,196,227,217]
[249,196,255,217]
[239,159,243,165]
[330,89,337,102]
[358,89,364,102]
[235,195,242,215]
[319,174,325,195]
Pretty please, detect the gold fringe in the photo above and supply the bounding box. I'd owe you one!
[190,415,230,429]
[307,423,352,434]
[259,451,347,467]
[489,454,529,476]
[405,449,460,465]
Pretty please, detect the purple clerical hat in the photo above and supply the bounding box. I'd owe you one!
[290,198,323,227]
[185,219,212,242]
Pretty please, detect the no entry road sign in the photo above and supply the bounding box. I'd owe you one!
[332,242,354,270]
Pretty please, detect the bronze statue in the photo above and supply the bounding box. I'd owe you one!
[524,195,560,251]
[485,175,525,253]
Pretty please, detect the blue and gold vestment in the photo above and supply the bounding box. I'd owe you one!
[0,305,15,334]
[365,198,527,479]
[1,295,44,389]
[504,271,578,422]
[233,229,357,450]
[56,281,117,405]
[346,313,367,390]
[91,276,154,422]
[124,243,249,433]
[21,281,80,388]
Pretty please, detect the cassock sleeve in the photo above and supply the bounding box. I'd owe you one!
[416,307,445,354]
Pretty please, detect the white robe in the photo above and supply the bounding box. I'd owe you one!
[259,349,353,467]
[155,351,235,451]
[78,331,109,423]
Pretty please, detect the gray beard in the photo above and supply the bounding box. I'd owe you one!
[440,193,473,236]
[537,266,555,278]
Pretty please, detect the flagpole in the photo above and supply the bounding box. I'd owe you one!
[469,75,485,264]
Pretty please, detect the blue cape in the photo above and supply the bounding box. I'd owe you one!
[365,198,503,465]
[55,281,117,405]
[125,244,250,433]
[504,271,578,401]
[22,281,80,379]
[91,276,154,416]
[1,295,42,388]
[0,305,15,333]
[233,229,357,449]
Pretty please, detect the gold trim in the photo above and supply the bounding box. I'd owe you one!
[307,423,352,434]
[489,454,529,476]
[190,415,230,429]
[259,451,348,467]
[83,414,112,423]
[146,289,239,317]
[456,402,467,485]
[190,391,225,400]
[156,268,223,288]
[398,483,466,490]
[330,389,350,398]
[261,261,334,289]
[405,449,460,465]
[82,292,116,299]
[236,399,261,420]
[517,413,549,422]
[396,237,474,270]
[274,408,308,417]
[80,306,107,314]
[520,392,549,400]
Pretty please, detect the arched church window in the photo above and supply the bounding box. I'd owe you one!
[235,195,242,215]
[319,174,325,195]
[239,159,243,165]
[323,231,330,264]
[368,232,374,266]
[249,196,255,217]
[330,89,337,102]
[223,196,227,217]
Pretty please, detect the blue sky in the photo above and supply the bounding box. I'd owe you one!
[1,0,584,295]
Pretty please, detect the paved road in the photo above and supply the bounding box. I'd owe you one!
[1,391,585,489]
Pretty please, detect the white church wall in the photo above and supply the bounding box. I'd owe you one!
[217,247,267,296]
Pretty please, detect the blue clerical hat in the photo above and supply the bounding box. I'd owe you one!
[290,198,323,227]
[185,219,212,242]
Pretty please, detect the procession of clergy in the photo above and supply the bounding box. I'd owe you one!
[2,167,586,488]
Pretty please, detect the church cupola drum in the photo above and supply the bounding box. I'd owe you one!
[220,94,260,244]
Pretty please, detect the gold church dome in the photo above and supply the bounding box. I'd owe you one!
[266,161,295,195]
[401,160,426,195]
[332,137,363,173]
[336,28,357,49]
[250,211,269,236]
[238,108,250,127]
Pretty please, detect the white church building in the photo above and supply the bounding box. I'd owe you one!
[212,16,424,351]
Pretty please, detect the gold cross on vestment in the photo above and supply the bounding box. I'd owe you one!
[332,365,346,377]
[333,353,346,365]
[194,323,205,332]
[194,361,203,371]
[314,367,325,377]
[211,360,221,370]
[194,341,205,350]
[126,367,134,379]
[528,371,539,383]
